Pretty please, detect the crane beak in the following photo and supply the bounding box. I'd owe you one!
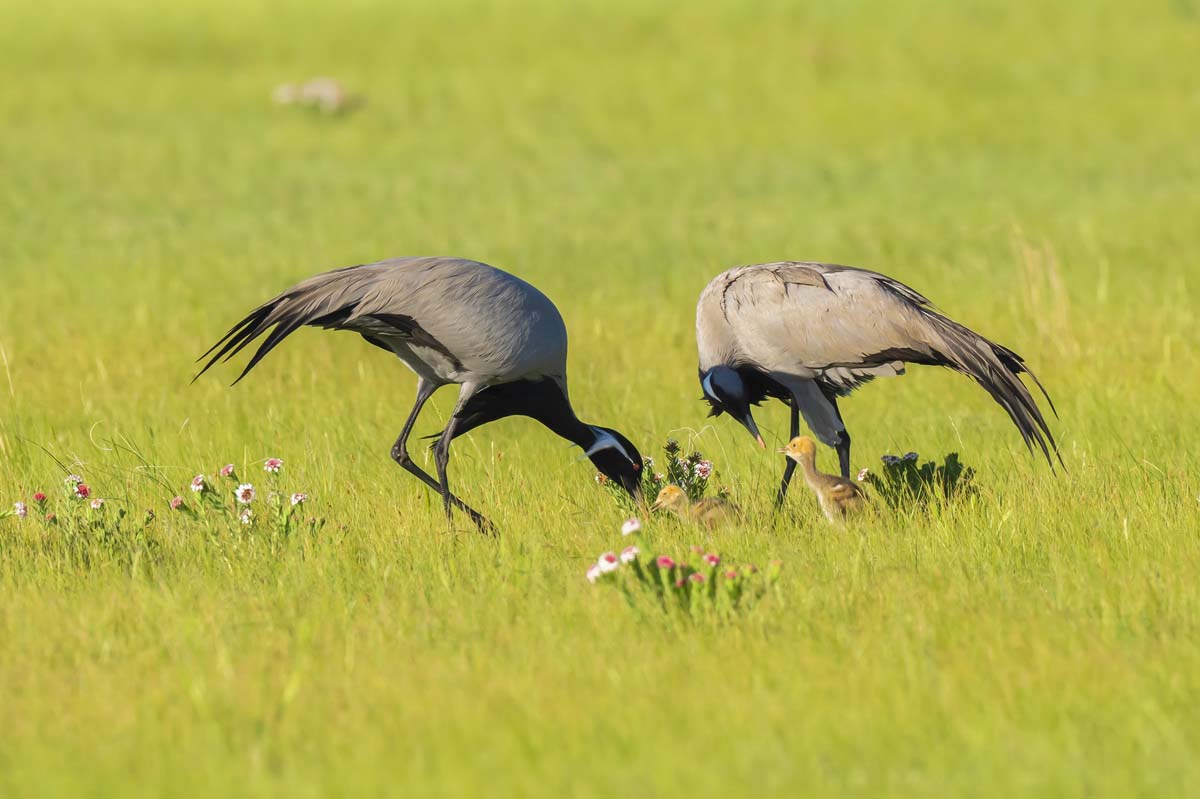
[737,411,764,449]
[622,474,644,501]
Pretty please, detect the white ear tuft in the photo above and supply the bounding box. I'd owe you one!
[584,427,632,462]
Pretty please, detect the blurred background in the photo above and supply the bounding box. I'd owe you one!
[3,0,1197,460]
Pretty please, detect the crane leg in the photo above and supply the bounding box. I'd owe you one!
[390,378,494,534]
[774,401,801,509]
[814,387,853,479]
[433,382,495,534]
[836,430,852,479]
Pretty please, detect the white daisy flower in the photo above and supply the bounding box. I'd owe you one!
[290,492,308,506]
[90,498,104,510]
[620,545,639,563]
[857,467,870,482]
[235,483,256,504]
[239,508,253,525]
[586,564,602,583]
[597,552,620,574]
[621,517,642,536]
[13,502,27,519]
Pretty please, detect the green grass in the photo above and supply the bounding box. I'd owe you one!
[2,0,1199,795]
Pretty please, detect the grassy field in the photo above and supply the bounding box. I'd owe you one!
[2,0,1199,795]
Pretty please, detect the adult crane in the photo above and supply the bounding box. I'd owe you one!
[695,261,1058,506]
[196,256,644,532]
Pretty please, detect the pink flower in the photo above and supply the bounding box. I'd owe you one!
[857,467,869,482]
[620,517,642,536]
[688,572,706,584]
[239,508,253,525]
[190,475,206,493]
[597,552,620,574]
[169,496,184,510]
[64,475,82,486]
[290,492,308,506]
[263,458,283,473]
[723,570,739,580]
[219,464,236,478]
[235,483,255,504]
[674,579,686,588]
[33,492,46,504]
[703,553,720,566]
[620,545,639,563]
[73,483,91,499]
[694,460,713,480]
[90,498,104,510]
[13,502,27,519]
[586,564,602,583]
[655,555,676,569]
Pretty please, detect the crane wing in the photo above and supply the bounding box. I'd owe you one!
[717,262,1060,465]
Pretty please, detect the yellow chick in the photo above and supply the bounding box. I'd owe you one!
[651,484,740,528]
[780,436,867,523]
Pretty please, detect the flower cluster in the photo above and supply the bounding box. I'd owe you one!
[861,450,976,510]
[880,451,919,467]
[598,438,724,511]
[585,517,782,620]
[4,458,325,557]
[2,472,140,538]
[166,456,317,538]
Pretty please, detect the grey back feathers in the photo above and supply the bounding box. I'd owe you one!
[197,256,568,388]
[697,261,1059,469]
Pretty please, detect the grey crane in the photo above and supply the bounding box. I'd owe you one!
[695,261,1058,506]
[195,256,645,532]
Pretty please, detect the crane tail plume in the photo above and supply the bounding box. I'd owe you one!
[921,311,1061,468]
[192,267,373,385]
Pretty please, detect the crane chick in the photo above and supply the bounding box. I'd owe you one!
[780,436,866,523]
[651,485,740,528]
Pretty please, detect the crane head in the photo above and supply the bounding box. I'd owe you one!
[699,366,764,448]
[584,426,645,500]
